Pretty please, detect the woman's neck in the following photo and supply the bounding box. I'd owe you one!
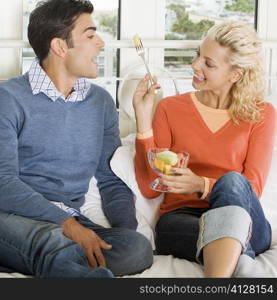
[195,90,231,109]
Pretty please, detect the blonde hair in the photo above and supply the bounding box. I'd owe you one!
[204,21,265,123]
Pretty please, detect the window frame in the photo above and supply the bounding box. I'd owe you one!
[1,0,277,97]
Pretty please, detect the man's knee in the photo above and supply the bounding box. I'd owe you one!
[104,228,153,276]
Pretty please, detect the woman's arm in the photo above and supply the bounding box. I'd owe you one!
[242,103,276,198]
[133,75,170,199]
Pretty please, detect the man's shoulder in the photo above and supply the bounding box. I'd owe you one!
[0,74,30,98]
[86,82,114,104]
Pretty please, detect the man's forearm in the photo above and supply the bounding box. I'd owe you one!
[97,175,138,230]
[0,175,71,224]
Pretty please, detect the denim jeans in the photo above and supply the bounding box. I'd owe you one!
[155,172,271,263]
[0,213,153,278]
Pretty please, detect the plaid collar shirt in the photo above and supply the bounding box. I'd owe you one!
[28,58,91,102]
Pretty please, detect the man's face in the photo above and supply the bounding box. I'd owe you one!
[64,13,105,79]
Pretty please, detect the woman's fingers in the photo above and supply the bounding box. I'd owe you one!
[160,169,189,182]
[136,74,160,93]
[162,179,185,188]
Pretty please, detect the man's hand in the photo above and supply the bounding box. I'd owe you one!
[61,218,112,268]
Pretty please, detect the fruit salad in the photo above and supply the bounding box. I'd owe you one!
[153,150,187,175]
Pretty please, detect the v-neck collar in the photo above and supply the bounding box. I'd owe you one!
[189,92,232,135]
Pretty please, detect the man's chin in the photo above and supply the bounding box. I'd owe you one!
[85,72,99,79]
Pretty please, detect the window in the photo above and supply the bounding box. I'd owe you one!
[1,0,276,100]
[22,0,120,98]
[163,0,257,94]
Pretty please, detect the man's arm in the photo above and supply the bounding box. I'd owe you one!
[94,94,138,230]
[0,89,71,224]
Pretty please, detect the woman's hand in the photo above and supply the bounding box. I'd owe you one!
[160,168,205,195]
[132,74,160,133]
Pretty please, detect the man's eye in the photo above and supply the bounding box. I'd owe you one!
[88,35,95,39]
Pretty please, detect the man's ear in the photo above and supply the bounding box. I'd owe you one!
[230,68,244,84]
[49,38,68,58]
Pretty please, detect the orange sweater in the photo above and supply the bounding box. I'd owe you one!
[134,92,277,215]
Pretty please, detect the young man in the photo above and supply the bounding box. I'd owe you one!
[0,0,153,278]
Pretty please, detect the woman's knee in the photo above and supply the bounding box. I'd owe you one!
[214,172,249,192]
[209,171,252,208]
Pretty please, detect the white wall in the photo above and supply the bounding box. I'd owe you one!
[0,0,22,80]
[120,0,165,74]
[258,0,277,96]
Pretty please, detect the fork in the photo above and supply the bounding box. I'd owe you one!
[133,34,156,86]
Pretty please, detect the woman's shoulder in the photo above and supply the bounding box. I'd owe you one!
[158,91,193,107]
[261,101,276,119]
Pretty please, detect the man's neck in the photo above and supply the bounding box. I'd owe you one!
[42,59,77,99]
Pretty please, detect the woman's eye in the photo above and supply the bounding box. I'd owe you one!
[206,62,215,68]
[88,35,95,39]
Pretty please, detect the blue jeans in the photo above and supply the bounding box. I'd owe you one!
[155,172,271,263]
[0,213,153,278]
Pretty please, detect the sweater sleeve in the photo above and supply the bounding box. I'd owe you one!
[0,89,72,224]
[95,93,137,230]
[134,100,173,199]
[242,103,276,198]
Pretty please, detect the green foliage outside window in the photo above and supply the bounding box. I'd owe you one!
[166,3,214,40]
[97,13,117,38]
[225,0,255,14]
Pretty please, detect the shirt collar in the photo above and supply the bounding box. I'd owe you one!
[28,58,91,102]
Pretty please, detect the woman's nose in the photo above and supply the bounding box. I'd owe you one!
[191,56,201,72]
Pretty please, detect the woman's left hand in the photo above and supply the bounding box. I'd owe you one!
[160,168,205,195]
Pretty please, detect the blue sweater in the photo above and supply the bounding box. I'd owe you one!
[0,74,137,228]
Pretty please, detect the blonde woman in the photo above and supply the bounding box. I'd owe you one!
[133,21,276,277]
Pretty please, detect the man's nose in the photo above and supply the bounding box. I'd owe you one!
[96,34,105,49]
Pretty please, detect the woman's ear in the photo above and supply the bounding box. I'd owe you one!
[230,68,244,84]
[49,38,68,58]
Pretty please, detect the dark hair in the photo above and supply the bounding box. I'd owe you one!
[28,0,94,63]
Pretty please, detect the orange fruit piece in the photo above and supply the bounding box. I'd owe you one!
[153,157,165,172]
[163,164,172,175]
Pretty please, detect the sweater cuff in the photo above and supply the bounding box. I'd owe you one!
[136,129,153,140]
[200,176,210,200]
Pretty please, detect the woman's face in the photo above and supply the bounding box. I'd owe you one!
[191,39,240,96]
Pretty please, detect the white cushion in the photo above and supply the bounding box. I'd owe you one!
[80,177,158,249]
[110,134,163,229]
